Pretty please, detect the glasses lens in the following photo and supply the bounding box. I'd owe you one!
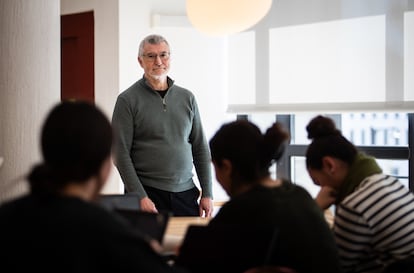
[143,52,170,61]
[159,52,169,59]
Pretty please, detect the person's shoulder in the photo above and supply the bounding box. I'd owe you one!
[0,194,32,216]
[345,173,411,208]
[173,85,193,95]
[62,197,153,242]
[115,80,149,110]
[170,82,194,96]
[279,179,312,196]
[271,180,319,208]
[71,198,128,226]
[43,196,123,230]
[360,173,393,188]
[118,80,142,97]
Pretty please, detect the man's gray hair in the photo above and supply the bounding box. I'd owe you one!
[138,34,170,57]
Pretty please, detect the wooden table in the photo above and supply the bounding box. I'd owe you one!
[161,210,334,254]
[165,216,210,237]
[162,216,210,254]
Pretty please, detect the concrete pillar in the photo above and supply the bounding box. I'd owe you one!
[0,0,60,203]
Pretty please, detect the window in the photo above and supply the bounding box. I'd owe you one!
[228,2,414,113]
[238,113,413,197]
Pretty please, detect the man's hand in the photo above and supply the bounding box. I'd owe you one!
[140,197,158,213]
[199,197,213,217]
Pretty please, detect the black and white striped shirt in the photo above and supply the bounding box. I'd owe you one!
[334,173,414,273]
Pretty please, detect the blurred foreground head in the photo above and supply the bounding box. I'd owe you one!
[28,101,113,195]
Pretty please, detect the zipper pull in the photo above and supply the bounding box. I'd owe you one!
[162,97,167,112]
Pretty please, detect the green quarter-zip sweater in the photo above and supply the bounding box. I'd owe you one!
[112,76,213,200]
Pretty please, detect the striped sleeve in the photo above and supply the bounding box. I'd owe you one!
[334,174,414,273]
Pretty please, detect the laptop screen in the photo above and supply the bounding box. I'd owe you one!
[96,193,140,211]
[113,208,170,244]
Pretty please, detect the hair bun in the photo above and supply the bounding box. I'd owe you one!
[306,115,341,140]
[27,163,56,194]
[263,122,290,162]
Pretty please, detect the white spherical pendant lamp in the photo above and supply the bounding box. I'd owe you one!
[186,0,273,36]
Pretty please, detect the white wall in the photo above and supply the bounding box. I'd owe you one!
[0,0,61,203]
[119,0,188,92]
[229,0,414,113]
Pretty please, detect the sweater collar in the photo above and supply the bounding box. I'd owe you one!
[141,75,174,91]
[336,152,382,204]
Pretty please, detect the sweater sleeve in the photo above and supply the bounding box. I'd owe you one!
[334,204,378,273]
[112,96,147,199]
[189,96,213,198]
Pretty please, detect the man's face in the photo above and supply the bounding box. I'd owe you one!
[138,41,170,80]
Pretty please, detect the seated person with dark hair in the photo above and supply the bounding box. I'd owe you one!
[305,115,414,273]
[0,101,186,273]
[175,120,342,273]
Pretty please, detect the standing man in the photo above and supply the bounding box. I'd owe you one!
[112,34,213,217]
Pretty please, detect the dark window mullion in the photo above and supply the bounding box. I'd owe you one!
[276,115,291,179]
[408,113,414,191]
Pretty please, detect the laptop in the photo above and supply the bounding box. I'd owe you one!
[96,193,140,211]
[113,208,171,244]
[96,194,170,244]
[175,224,279,273]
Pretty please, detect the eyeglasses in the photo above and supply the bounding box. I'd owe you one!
[141,52,170,61]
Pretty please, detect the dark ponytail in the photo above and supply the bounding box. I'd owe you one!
[262,122,290,168]
[27,164,59,194]
[210,120,289,186]
[306,115,357,169]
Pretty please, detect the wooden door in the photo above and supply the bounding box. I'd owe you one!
[61,11,94,103]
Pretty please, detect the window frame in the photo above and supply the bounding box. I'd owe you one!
[237,113,414,192]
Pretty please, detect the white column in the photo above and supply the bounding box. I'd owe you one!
[0,0,60,203]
